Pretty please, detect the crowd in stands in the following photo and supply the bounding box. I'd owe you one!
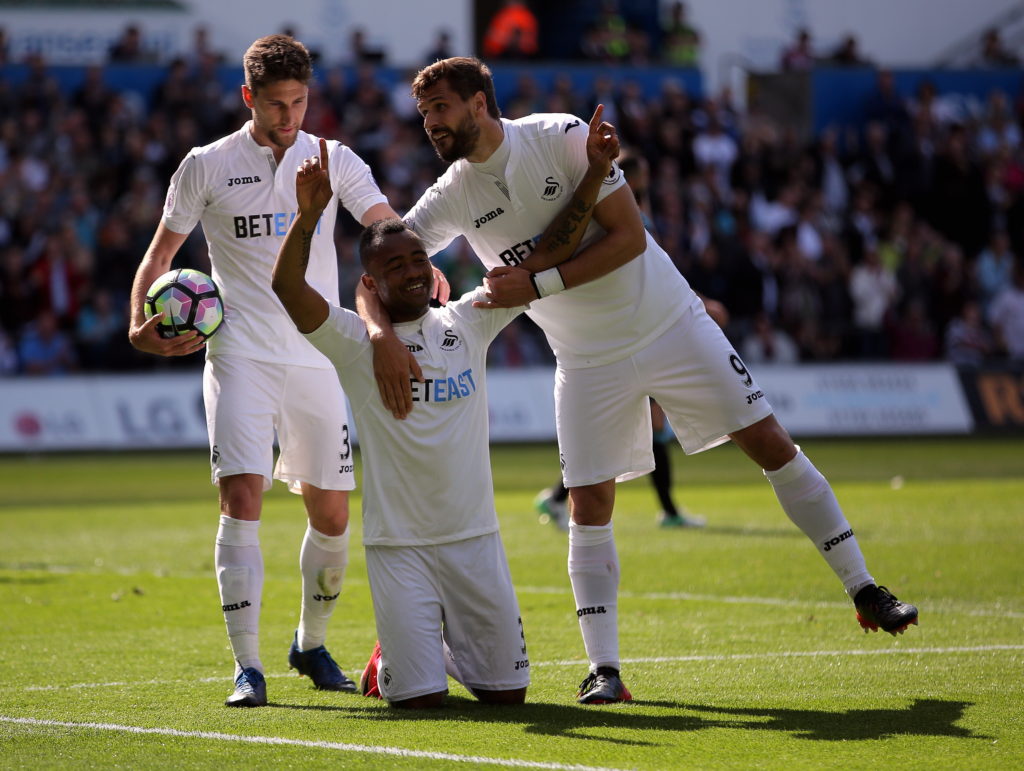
[1,9,1023,376]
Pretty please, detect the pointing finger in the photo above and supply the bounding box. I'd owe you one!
[319,137,329,174]
[588,104,604,133]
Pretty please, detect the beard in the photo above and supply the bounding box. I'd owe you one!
[267,127,299,151]
[430,113,480,162]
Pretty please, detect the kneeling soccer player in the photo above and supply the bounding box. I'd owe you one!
[273,121,616,705]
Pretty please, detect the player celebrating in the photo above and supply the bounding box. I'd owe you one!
[362,57,918,705]
[271,117,618,706]
[127,35,421,708]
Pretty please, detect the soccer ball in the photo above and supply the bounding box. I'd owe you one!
[144,268,224,340]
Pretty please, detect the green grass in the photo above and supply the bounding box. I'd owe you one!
[1,438,1022,769]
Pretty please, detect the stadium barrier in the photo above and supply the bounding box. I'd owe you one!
[0,361,1012,453]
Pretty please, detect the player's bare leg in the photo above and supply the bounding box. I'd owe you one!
[288,484,356,691]
[215,473,267,707]
[730,415,918,634]
[567,480,632,704]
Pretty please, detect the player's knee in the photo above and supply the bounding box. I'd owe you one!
[474,686,527,705]
[390,690,447,709]
[568,482,615,525]
[218,474,264,519]
[303,486,350,536]
[730,415,796,471]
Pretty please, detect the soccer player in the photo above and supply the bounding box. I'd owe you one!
[127,35,430,708]
[270,118,618,706]
[363,57,919,705]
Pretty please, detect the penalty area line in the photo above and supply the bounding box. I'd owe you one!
[0,716,624,771]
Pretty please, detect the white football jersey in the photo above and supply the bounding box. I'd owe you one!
[405,113,702,369]
[162,122,387,367]
[304,289,523,546]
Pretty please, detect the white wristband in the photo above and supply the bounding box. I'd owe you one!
[532,267,566,298]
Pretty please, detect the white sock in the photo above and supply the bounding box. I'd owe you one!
[764,448,874,597]
[568,522,620,672]
[297,526,349,651]
[214,515,264,674]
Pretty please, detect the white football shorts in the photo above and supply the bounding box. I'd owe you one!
[555,301,775,487]
[365,531,530,702]
[203,354,356,493]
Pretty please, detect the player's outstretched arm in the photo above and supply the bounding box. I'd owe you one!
[128,223,205,356]
[272,139,331,333]
[477,105,623,308]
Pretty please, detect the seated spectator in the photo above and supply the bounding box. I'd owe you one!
[488,319,549,368]
[889,297,939,361]
[661,1,701,67]
[741,312,800,364]
[944,300,994,367]
[108,24,156,64]
[0,328,17,375]
[829,34,870,67]
[18,310,77,375]
[976,27,1020,68]
[425,29,454,64]
[75,288,124,370]
[975,229,1017,314]
[988,260,1024,361]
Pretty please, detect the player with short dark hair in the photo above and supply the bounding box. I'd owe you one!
[271,119,618,707]
[127,34,439,708]
[362,56,918,705]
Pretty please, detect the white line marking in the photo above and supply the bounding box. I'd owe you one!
[0,716,623,771]
[517,586,1024,618]
[21,645,1024,692]
[534,644,1024,667]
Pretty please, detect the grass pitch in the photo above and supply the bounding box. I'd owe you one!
[1,438,1022,769]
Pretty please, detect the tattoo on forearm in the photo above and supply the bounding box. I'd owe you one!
[541,196,593,251]
[299,227,315,269]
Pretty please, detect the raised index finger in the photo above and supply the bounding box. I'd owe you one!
[319,137,329,173]
[588,104,604,134]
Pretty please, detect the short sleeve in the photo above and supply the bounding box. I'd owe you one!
[560,115,626,205]
[161,152,206,235]
[331,142,389,224]
[405,182,461,258]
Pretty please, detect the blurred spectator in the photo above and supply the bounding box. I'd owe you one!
[0,328,17,375]
[482,0,539,60]
[976,27,1020,68]
[349,27,387,64]
[780,28,815,72]
[18,310,77,375]
[75,288,125,370]
[741,311,799,364]
[849,247,899,358]
[661,1,701,67]
[888,297,939,361]
[929,125,990,257]
[829,34,870,67]
[488,319,549,367]
[988,260,1024,360]
[944,300,994,367]
[975,229,1017,313]
[425,29,454,64]
[108,24,156,64]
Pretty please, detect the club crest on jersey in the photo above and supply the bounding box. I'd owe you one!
[440,329,462,351]
[603,161,622,185]
[227,175,262,187]
[541,175,562,201]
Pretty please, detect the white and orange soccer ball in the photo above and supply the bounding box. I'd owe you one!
[144,268,224,340]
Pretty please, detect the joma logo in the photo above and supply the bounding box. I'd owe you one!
[473,207,504,228]
[227,175,261,187]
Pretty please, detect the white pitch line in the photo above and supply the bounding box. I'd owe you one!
[21,644,1024,693]
[517,586,1024,618]
[0,716,624,771]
